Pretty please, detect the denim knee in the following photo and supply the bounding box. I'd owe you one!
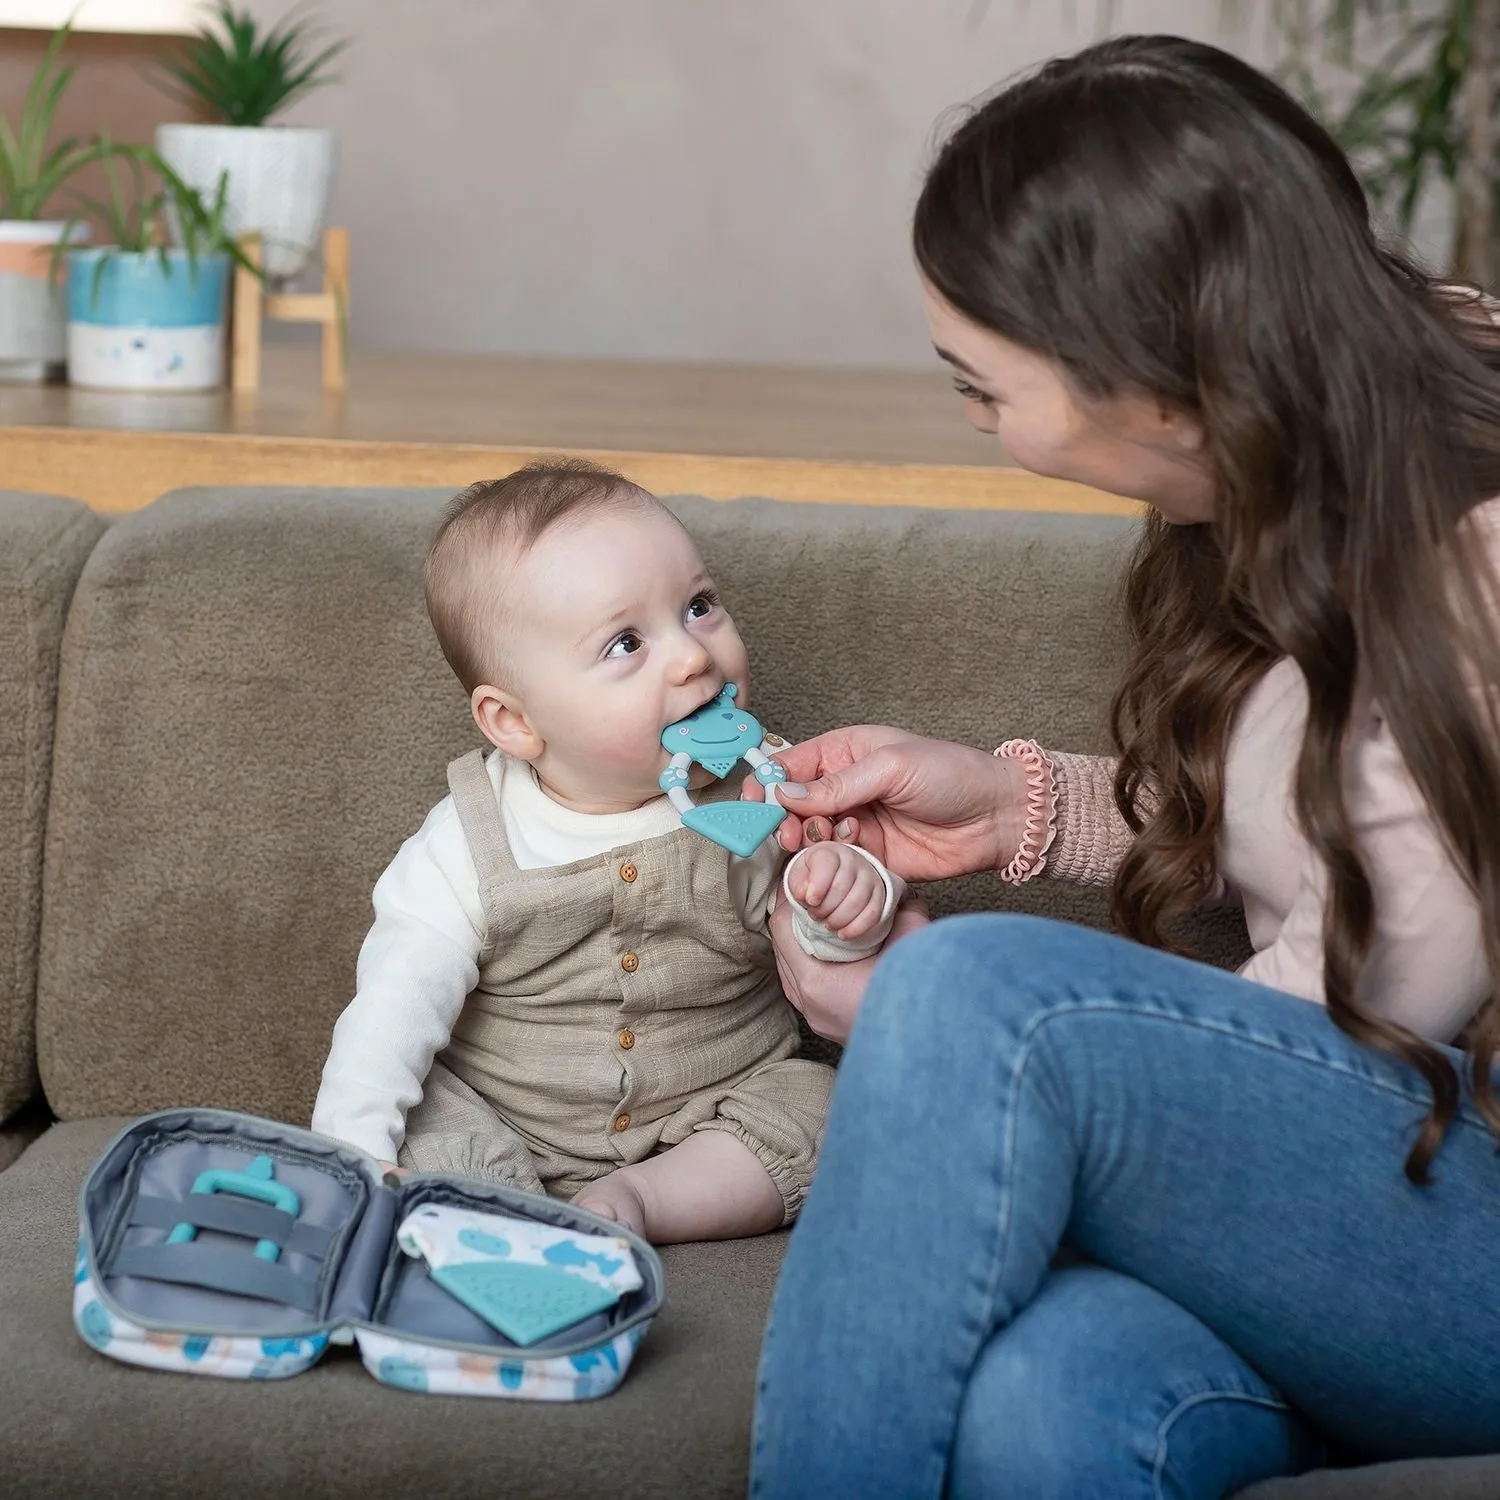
[948,1266,1313,1500]
[861,912,1102,1042]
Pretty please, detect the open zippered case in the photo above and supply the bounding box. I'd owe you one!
[72,1109,664,1400]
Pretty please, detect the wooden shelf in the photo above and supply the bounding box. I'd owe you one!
[0,347,1137,516]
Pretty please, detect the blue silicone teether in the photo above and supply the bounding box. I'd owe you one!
[166,1154,302,1263]
[430,1262,622,1347]
[658,683,802,858]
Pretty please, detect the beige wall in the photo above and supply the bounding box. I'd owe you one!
[249,2,1289,367]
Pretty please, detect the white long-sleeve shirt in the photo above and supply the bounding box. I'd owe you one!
[313,752,905,1162]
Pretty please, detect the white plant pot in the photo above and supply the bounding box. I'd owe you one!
[0,220,90,383]
[155,123,336,282]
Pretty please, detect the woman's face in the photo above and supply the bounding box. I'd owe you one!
[921,279,1216,524]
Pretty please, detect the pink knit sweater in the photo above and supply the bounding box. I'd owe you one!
[1040,653,1490,1044]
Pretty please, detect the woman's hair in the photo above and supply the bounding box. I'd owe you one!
[914,34,1500,1181]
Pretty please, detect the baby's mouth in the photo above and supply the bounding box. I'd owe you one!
[662,683,732,738]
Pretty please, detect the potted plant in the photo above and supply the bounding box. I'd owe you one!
[62,143,260,392]
[153,1,348,284]
[1273,1,1500,283]
[0,19,99,382]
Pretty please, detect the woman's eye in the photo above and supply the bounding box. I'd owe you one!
[952,376,996,407]
[606,631,644,659]
[686,592,718,621]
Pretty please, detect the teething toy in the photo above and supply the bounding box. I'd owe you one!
[430,1262,622,1347]
[399,1205,642,1347]
[167,1154,302,1264]
[659,683,804,858]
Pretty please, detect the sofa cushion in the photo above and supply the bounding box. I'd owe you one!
[3,1119,1494,1500]
[0,1118,782,1498]
[0,491,103,1127]
[36,485,1248,1123]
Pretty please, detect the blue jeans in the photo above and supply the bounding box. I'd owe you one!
[750,915,1500,1499]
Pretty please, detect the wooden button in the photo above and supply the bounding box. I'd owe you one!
[619,862,638,883]
[613,1113,631,1132]
[620,952,639,973]
[764,733,786,748]
[618,1028,636,1049]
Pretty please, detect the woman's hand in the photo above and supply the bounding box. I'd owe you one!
[747,725,1029,884]
[769,893,932,1043]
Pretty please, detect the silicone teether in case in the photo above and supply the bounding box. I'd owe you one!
[166,1154,302,1263]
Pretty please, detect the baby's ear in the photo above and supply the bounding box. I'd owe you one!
[471,683,543,759]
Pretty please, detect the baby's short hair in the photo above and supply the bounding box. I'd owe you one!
[425,457,658,692]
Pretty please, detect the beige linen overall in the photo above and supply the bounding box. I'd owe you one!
[397,751,834,1223]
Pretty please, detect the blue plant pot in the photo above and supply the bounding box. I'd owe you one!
[66,248,229,391]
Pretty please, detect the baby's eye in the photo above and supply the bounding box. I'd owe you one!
[606,631,644,659]
[686,590,719,622]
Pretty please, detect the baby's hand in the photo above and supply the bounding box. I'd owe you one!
[788,844,886,941]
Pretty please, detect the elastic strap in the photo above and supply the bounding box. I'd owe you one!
[127,1193,334,1259]
[108,1244,321,1312]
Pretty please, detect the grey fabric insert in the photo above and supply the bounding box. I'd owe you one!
[108,1244,321,1312]
[83,1111,372,1332]
[326,1175,398,1326]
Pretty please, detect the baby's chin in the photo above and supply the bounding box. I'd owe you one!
[598,759,723,809]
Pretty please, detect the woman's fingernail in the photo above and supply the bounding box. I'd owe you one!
[835,819,854,840]
[780,782,808,799]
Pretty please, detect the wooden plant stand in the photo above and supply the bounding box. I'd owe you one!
[231,227,348,394]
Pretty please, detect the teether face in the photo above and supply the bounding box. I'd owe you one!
[660,683,764,778]
[657,682,792,858]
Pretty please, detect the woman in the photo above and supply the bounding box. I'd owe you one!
[748,34,1500,1500]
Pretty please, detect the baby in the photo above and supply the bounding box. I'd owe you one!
[312,459,906,1244]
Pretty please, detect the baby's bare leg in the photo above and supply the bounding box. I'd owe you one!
[574,1131,784,1244]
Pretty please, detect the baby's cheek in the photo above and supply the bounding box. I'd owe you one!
[582,717,660,772]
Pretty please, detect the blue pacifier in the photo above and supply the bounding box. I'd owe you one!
[658,683,803,858]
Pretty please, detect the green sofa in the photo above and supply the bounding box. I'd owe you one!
[0,483,1493,1499]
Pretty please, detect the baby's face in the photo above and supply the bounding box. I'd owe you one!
[503,505,751,807]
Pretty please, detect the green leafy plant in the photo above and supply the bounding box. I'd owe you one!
[0,18,109,221]
[1272,1,1500,278]
[51,136,266,305]
[1015,2,1500,278]
[156,1,349,128]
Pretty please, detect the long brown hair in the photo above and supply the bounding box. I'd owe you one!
[914,34,1500,1181]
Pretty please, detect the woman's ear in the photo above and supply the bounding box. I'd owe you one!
[1161,404,1206,454]
[471,683,543,760]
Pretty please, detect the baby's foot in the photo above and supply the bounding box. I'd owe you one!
[574,1169,649,1237]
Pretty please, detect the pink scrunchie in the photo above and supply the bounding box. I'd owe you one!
[992,739,1058,884]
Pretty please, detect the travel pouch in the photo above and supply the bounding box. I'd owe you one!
[72,1108,664,1400]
